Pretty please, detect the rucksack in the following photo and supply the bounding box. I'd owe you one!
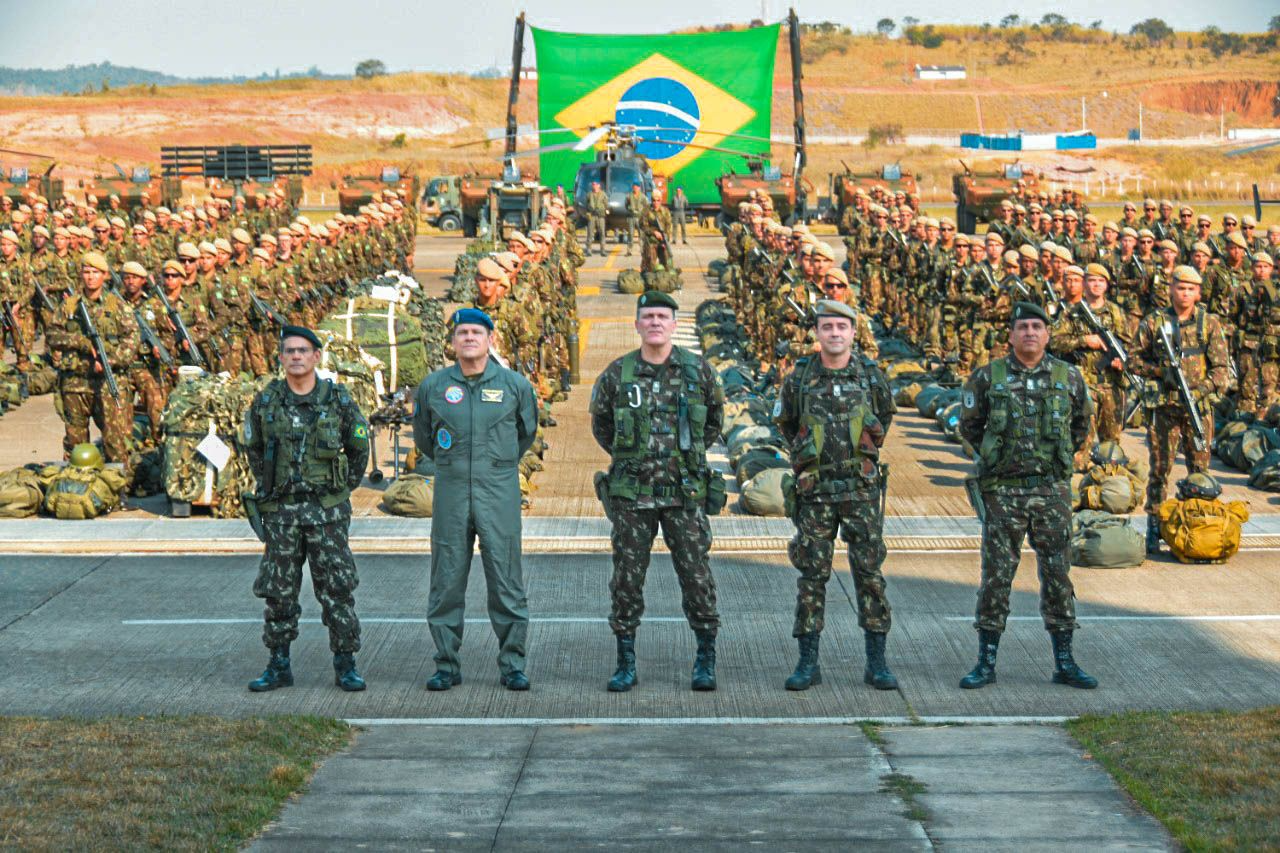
[0,467,44,518]
[1247,449,1280,492]
[43,465,130,520]
[740,467,789,516]
[381,474,434,517]
[1156,496,1250,564]
[1070,511,1147,568]
[1077,463,1145,515]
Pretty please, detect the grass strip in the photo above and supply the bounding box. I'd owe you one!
[0,715,351,851]
[1068,707,1280,852]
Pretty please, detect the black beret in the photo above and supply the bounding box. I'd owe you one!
[637,290,678,312]
[279,325,323,349]
[450,307,495,330]
[1010,301,1050,326]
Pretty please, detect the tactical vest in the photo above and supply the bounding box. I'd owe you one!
[256,379,352,511]
[790,356,877,496]
[977,358,1074,488]
[1251,281,1280,358]
[608,347,710,504]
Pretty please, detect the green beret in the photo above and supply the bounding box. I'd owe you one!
[637,290,678,312]
[814,299,857,322]
[280,325,324,349]
[1010,301,1049,326]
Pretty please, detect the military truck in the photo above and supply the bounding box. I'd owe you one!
[79,164,183,212]
[828,164,919,225]
[952,160,1041,233]
[2,163,63,207]
[422,175,464,231]
[339,167,419,216]
[716,156,804,226]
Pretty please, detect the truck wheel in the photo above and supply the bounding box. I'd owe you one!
[437,213,461,232]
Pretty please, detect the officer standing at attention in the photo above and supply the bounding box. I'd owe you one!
[414,308,538,692]
[624,183,646,256]
[958,302,1096,690]
[591,291,726,693]
[774,300,898,692]
[586,181,609,257]
[672,187,690,244]
[242,326,371,693]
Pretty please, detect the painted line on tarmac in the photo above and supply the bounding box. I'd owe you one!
[577,286,600,296]
[943,614,1280,622]
[603,246,622,270]
[122,616,690,626]
[344,715,1071,727]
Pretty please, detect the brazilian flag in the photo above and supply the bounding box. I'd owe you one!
[531,25,779,205]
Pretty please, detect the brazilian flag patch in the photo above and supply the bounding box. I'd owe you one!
[354,424,369,440]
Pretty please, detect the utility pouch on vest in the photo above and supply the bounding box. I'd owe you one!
[594,470,615,523]
[704,470,727,516]
[781,472,797,522]
[612,409,638,451]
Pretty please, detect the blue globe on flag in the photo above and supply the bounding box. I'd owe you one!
[615,77,701,161]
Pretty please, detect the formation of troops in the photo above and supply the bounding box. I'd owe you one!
[0,186,416,470]
[723,185,1279,555]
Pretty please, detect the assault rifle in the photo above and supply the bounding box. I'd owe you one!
[1156,319,1207,452]
[1041,277,1068,319]
[150,281,207,369]
[75,298,120,399]
[1076,301,1143,425]
[249,292,288,330]
[134,307,174,368]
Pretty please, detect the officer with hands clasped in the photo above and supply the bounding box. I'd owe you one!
[242,325,371,693]
[958,302,1098,691]
[414,308,539,692]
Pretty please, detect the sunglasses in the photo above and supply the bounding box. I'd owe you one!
[1181,213,1193,218]
[823,282,848,290]
[161,272,182,279]
[940,226,954,232]
[182,258,197,263]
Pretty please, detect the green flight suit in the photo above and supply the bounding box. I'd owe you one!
[414,359,538,677]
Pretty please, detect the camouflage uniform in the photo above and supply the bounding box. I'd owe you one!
[775,354,895,637]
[959,354,1091,633]
[1049,298,1131,456]
[591,347,725,636]
[623,190,646,255]
[586,188,609,254]
[1240,278,1280,414]
[242,377,370,653]
[639,206,674,274]
[1132,306,1231,512]
[46,290,140,467]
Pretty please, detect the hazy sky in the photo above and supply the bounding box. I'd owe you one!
[5,0,1271,77]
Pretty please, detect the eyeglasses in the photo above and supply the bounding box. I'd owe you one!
[1180,213,1193,218]
[1139,238,1154,243]
[161,272,182,279]
[822,282,848,290]
[182,258,197,263]
[93,228,108,233]
[940,226,954,232]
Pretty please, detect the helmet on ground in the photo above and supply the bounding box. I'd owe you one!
[1090,440,1128,467]
[69,443,104,469]
[1177,472,1221,500]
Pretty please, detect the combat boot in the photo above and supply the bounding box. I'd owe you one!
[691,631,717,691]
[608,634,638,692]
[1146,517,1162,555]
[333,653,366,692]
[959,630,1000,689]
[785,632,821,691]
[863,631,899,690]
[248,645,292,692]
[1050,630,1098,689]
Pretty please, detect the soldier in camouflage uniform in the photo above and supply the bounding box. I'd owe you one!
[585,181,609,256]
[958,301,1096,690]
[1239,253,1280,415]
[116,261,168,445]
[1131,266,1231,553]
[775,299,897,692]
[639,195,674,274]
[242,325,370,693]
[0,228,34,372]
[150,259,211,368]
[623,183,646,255]
[45,252,140,470]
[591,291,725,693]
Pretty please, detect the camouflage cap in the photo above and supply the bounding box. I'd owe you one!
[637,290,678,312]
[81,251,110,272]
[815,299,857,322]
[1172,265,1203,285]
[1085,263,1111,281]
[280,325,324,348]
[120,261,148,277]
[1010,301,1049,325]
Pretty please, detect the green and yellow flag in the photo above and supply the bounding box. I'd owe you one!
[531,25,779,205]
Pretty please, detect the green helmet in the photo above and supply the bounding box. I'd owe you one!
[1177,472,1222,500]
[69,443,104,470]
[1090,440,1128,467]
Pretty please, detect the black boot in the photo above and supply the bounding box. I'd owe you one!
[608,634,638,692]
[959,630,1000,689]
[863,631,899,690]
[248,645,292,692]
[691,631,717,691]
[333,653,366,692]
[1146,517,1162,555]
[1050,630,1098,689]
[785,632,822,691]
[425,670,461,691]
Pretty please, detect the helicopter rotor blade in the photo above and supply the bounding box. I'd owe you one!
[573,126,611,151]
